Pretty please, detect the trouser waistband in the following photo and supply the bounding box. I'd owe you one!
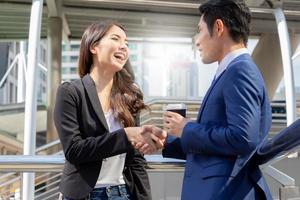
[92,184,129,197]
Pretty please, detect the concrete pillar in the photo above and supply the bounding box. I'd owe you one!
[252,34,283,100]
[291,33,300,57]
[47,17,62,146]
[252,33,299,100]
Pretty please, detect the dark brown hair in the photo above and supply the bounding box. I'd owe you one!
[78,20,147,127]
[199,0,251,45]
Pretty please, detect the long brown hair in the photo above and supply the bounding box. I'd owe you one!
[78,20,147,127]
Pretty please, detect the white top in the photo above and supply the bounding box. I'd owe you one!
[95,110,126,188]
[215,48,249,79]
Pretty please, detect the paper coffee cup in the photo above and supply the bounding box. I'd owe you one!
[165,103,187,117]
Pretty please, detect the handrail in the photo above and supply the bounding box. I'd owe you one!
[145,98,202,106]
[0,154,296,187]
[0,155,185,172]
[144,98,300,107]
[36,139,61,153]
[0,155,64,172]
[262,165,295,186]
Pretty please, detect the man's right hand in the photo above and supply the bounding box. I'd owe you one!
[124,125,167,154]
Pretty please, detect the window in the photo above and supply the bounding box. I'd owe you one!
[62,68,69,74]
[9,82,14,103]
[62,56,68,62]
[128,43,137,50]
[70,56,78,62]
[62,44,68,51]
[40,48,46,63]
[71,44,80,51]
[15,64,18,80]
[70,67,77,74]
[130,55,138,62]
[40,71,46,81]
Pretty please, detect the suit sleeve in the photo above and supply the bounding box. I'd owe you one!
[54,82,132,165]
[181,62,264,157]
[255,119,300,164]
[162,135,186,160]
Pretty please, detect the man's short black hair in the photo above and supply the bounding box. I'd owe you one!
[199,0,251,45]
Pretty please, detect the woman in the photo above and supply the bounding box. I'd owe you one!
[54,20,161,200]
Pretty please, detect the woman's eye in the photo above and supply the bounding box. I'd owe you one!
[111,37,118,41]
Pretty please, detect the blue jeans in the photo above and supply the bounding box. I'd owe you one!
[90,185,130,200]
[62,184,131,200]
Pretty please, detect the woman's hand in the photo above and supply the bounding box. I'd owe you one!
[125,125,167,154]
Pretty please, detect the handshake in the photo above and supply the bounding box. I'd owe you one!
[125,125,167,155]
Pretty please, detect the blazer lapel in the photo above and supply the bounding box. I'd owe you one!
[197,54,252,121]
[197,71,226,121]
[82,74,109,131]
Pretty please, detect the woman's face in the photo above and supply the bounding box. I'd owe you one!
[91,25,129,73]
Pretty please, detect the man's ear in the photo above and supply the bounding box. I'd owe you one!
[214,19,224,37]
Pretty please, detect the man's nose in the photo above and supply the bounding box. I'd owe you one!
[195,41,200,48]
[194,35,200,48]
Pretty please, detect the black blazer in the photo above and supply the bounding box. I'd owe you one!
[54,74,152,199]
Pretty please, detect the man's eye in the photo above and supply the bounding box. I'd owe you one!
[112,37,118,41]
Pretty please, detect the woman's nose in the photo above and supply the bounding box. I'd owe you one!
[119,42,128,50]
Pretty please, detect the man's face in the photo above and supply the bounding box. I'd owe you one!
[195,15,221,64]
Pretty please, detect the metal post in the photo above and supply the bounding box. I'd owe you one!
[273,8,296,126]
[22,0,43,200]
[17,41,26,103]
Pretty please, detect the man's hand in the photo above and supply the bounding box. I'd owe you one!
[142,125,167,150]
[125,125,167,154]
[163,111,191,137]
[124,127,158,154]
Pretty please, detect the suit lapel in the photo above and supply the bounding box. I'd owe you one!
[197,71,226,121]
[198,54,252,121]
[82,74,109,131]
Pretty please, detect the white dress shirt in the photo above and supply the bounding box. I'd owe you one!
[214,48,250,80]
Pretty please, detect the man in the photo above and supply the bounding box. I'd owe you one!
[163,0,272,199]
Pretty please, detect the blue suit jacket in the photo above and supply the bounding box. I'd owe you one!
[163,54,272,200]
[256,118,300,165]
[217,119,300,199]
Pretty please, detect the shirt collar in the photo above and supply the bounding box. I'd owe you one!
[215,48,249,79]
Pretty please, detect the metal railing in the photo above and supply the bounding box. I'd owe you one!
[0,98,300,199]
[0,155,185,200]
[0,137,63,200]
[0,153,299,199]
